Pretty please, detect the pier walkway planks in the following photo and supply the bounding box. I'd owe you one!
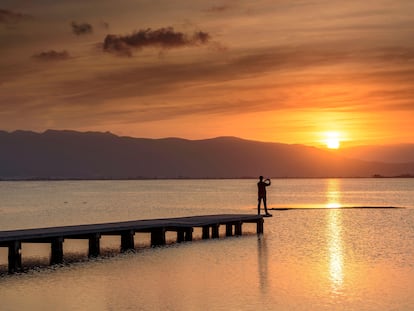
[0,214,264,273]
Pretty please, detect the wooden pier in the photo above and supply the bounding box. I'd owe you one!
[0,214,264,273]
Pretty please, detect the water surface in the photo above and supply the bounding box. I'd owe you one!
[1,179,413,310]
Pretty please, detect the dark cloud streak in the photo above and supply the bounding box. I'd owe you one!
[103,27,210,56]
[204,5,231,13]
[33,50,70,61]
[71,21,93,35]
[0,9,32,24]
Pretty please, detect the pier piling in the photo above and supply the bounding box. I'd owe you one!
[202,226,210,239]
[151,228,166,246]
[88,233,101,257]
[235,222,243,236]
[177,228,193,243]
[121,230,135,252]
[257,218,264,234]
[50,237,64,265]
[226,224,233,236]
[184,228,193,242]
[177,230,185,242]
[8,241,22,273]
[212,225,220,239]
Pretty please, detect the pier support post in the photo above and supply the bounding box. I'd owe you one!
[177,230,185,243]
[121,230,135,252]
[184,228,193,241]
[212,224,220,239]
[50,237,64,265]
[226,224,233,237]
[88,233,101,257]
[257,218,264,234]
[8,241,22,273]
[235,222,242,236]
[202,226,210,239]
[177,228,193,242]
[177,227,194,243]
[151,228,166,246]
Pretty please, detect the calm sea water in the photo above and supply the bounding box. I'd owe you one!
[0,179,413,310]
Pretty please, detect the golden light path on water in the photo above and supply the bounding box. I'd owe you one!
[326,179,344,293]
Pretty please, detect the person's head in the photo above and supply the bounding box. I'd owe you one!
[259,176,263,181]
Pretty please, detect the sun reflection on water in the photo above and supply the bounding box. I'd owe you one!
[326,179,344,293]
[326,202,341,209]
[326,179,342,209]
[328,211,344,292]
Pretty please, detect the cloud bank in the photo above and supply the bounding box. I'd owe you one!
[1,0,414,144]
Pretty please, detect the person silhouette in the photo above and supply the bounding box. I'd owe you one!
[257,176,272,216]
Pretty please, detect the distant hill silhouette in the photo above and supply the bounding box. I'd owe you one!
[0,130,413,179]
[341,144,414,163]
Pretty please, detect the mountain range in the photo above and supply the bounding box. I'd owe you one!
[0,130,413,179]
[341,144,414,163]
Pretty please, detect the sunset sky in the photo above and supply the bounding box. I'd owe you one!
[1,0,413,147]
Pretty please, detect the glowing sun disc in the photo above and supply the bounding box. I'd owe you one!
[325,132,341,149]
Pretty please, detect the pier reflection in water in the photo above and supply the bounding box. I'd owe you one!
[257,235,269,294]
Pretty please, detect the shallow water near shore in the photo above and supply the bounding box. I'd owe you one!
[1,179,414,310]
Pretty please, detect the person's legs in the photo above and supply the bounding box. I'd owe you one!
[257,198,262,215]
[263,197,270,215]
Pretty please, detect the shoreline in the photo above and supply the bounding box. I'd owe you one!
[268,206,404,211]
[1,176,413,182]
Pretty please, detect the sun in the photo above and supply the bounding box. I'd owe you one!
[324,131,341,149]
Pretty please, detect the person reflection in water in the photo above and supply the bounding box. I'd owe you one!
[257,176,272,216]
